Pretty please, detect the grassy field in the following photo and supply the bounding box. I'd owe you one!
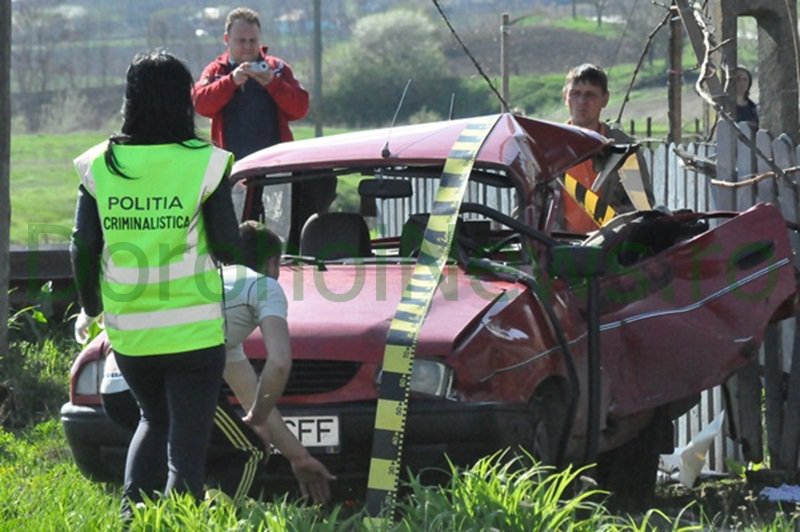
[10,132,103,247]
[8,125,345,247]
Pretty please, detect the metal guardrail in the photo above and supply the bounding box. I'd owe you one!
[10,245,72,280]
[9,245,75,312]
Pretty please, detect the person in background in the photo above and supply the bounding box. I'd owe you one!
[194,6,309,222]
[70,49,242,519]
[734,65,759,128]
[99,221,334,505]
[559,63,655,234]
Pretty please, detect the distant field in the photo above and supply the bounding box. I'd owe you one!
[10,132,103,247]
[9,125,344,246]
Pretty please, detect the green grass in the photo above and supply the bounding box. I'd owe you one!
[9,125,347,246]
[0,421,122,531]
[1,420,797,531]
[1,322,796,531]
[510,11,624,40]
[10,132,103,247]
[549,15,624,39]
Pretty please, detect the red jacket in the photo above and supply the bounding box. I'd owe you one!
[193,47,309,148]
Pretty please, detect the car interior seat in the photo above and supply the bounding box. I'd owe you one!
[299,212,373,260]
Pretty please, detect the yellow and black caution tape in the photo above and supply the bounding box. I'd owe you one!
[364,115,500,522]
[563,172,617,227]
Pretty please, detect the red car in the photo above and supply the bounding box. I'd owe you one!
[61,113,797,505]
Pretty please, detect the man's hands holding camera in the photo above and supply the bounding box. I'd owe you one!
[232,61,274,87]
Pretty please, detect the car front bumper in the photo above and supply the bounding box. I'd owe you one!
[61,399,534,497]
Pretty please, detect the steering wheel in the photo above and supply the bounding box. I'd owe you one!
[473,233,522,259]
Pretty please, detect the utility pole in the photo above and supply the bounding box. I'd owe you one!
[500,12,535,113]
[1,0,11,358]
[313,0,323,137]
[668,2,683,143]
[500,12,509,112]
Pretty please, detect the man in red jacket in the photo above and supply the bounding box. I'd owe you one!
[194,7,309,221]
[195,6,308,156]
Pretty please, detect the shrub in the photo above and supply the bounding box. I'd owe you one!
[397,450,612,531]
[39,91,98,134]
[2,300,74,429]
[323,8,495,126]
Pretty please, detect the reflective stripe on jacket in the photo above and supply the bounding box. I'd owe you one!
[73,140,233,355]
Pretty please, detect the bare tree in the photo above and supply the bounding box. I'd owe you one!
[593,0,611,26]
[11,0,71,131]
[570,0,613,26]
[1,0,11,358]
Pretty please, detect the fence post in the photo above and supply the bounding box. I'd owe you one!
[713,120,736,210]
[772,134,800,471]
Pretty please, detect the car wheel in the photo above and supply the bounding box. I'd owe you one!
[527,379,568,466]
[595,410,673,510]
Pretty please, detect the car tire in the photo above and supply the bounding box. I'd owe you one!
[595,410,673,510]
[527,379,568,466]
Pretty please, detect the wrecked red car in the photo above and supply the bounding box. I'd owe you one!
[61,113,797,505]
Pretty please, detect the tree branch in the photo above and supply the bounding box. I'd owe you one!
[689,3,792,185]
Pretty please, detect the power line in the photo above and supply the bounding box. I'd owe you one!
[609,0,641,75]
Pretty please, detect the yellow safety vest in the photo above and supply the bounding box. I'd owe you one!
[74,140,233,355]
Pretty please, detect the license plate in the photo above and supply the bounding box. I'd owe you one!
[283,415,340,450]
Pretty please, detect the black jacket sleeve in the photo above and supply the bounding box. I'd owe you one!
[203,175,243,265]
[70,185,104,316]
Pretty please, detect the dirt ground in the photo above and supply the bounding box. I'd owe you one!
[649,471,800,528]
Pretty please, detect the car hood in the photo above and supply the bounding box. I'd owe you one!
[272,263,517,360]
[231,113,612,184]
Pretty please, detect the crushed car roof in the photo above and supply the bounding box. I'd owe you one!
[230,113,612,184]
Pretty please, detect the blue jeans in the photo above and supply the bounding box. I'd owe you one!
[115,345,226,510]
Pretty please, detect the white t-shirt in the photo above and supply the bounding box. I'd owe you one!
[222,264,288,363]
[102,264,288,391]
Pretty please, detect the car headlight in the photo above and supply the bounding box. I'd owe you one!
[377,358,453,398]
[74,359,103,396]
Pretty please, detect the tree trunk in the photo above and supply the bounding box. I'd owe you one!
[1,0,11,357]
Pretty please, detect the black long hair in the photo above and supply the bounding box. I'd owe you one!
[104,49,206,177]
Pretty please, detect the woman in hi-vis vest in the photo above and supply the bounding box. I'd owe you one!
[70,49,242,521]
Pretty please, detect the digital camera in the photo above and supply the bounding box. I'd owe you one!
[253,61,270,73]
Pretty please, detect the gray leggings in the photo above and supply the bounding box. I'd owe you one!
[115,345,226,510]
